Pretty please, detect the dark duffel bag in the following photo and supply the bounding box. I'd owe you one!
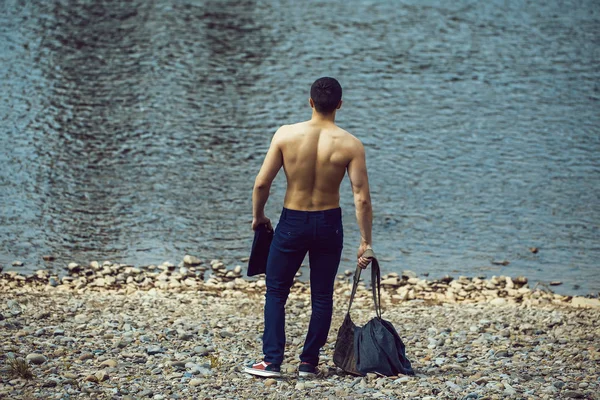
[333,250,415,376]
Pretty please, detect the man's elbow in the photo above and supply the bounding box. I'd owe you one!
[254,179,271,192]
[355,197,372,211]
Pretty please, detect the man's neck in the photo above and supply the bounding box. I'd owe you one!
[311,110,336,124]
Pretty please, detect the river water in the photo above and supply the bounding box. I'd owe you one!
[1,0,598,295]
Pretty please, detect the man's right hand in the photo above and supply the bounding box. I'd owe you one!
[252,216,272,232]
[357,242,373,269]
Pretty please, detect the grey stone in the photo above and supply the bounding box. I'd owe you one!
[42,379,58,387]
[402,270,417,279]
[219,330,234,338]
[78,352,94,361]
[563,390,585,399]
[7,300,22,316]
[553,381,566,389]
[26,353,47,365]
[138,389,154,397]
[183,255,202,265]
[170,361,187,370]
[146,346,164,355]
[189,378,203,387]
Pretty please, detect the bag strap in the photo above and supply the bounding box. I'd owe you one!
[346,249,382,317]
[370,257,382,318]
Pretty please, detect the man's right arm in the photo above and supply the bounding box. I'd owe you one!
[347,140,373,268]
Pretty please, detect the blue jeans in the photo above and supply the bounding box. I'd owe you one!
[263,207,344,366]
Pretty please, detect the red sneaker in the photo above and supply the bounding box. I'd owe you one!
[243,360,281,378]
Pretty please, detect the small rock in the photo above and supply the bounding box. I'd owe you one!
[42,379,58,387]
[189,378,203,387]
[295,382,306,390]
[100,359,117,368]
[146,346,164,355]
[26,353,47,365]
[183,255,202,265]
[42,255,56,261]
[563,390,585,399]
[67,263,81,273]
[7,300,23,316]
[78,353,94,361]
[219,330,234,338]
[513,276,528,285]
[553,381,566,389]
[264,378,277,386]
[170,361,187,370]
[571,297,600,308]
[84,374,99,383]
[549,281,562,286]
[95,370,109,382]
[489,298,506,306]
[445,381,462,392]
[12,260,24,267]
[402,270,417,279]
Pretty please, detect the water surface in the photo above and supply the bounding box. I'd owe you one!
[0,0,598,295]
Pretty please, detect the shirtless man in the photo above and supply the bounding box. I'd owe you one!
[244,77,373,378]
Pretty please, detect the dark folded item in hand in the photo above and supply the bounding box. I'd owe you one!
[247,224,273,276]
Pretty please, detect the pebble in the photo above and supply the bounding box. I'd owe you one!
[189,378,203,387]
[78,353,94,361]
[25,353,47,365]
[563,390,585,399]
[7,299,23,316]
[183,255,201,265]
[489,298,506,306]
[146,346,164,355]
[100,359,117,368]
[264,378,277,386]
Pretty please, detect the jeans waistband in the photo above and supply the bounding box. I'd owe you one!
[281,207,342,221]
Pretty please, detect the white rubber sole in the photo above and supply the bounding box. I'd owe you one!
[243,367,281,378]
[298,371,317,378]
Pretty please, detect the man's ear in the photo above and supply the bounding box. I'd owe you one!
[309,98,315,109]
[337,100,343,110]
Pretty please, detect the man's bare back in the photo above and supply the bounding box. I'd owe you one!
[277,120,360,211]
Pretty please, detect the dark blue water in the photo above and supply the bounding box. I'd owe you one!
[0,0,598,295]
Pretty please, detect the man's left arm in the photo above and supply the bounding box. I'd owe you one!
[252,128,284,230]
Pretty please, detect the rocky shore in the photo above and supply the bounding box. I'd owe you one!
[1,257,599,399]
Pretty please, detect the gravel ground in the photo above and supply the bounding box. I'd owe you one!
[1,259,599,399]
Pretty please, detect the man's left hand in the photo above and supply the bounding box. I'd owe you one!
[252,216,273,231]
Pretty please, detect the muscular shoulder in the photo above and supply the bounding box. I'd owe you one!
[272,123,300,141]
[338,128,364,154]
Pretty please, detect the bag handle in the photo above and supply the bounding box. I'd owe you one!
[346,249,382,318]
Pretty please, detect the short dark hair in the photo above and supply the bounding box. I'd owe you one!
[310,77,342,114]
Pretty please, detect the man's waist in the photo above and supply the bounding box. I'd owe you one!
[281,207,342,220]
